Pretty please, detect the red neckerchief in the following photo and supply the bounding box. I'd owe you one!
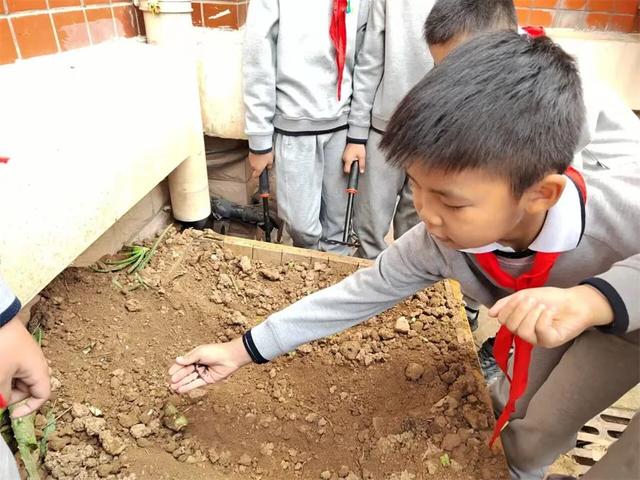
[521,25,546,38]
[330,0,348,100]
[475,166,587,446]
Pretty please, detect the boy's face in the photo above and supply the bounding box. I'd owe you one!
[406,163,529,250]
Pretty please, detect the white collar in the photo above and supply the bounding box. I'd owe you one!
[460,176,583,254]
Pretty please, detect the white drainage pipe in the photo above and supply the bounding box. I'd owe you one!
[137,0,211,226]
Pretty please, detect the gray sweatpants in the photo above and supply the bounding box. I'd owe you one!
[353,130,419,259]
[0,435,19,480]
[274,130,351,256]
[491,329,640,480]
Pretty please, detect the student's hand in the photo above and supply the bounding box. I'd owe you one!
[168,337,252,394]
[343,143,366,174]
[249,151,274,179]
[0,318,51,417]
[488,285,614,348]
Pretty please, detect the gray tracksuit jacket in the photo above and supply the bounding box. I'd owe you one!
[577,78,640,171]
[347,0,435,138]
[243,164,640,362]
[242,0,370,153]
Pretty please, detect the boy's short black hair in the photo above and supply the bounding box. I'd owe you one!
[424,0,517,46]
[380,32,585,197]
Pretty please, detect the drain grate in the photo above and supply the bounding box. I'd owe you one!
[569,407,634,476]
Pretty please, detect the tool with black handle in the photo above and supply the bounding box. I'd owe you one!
[325,160,361,248]
[342,160,360,244]
[259,170,272,242]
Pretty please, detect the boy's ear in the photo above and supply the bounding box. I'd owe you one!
[523,174,566,214]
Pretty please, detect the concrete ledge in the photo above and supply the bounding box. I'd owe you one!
[0,40,198,303]
[221,235,373,271]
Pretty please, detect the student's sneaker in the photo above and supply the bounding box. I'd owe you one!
[465,307,479,332]
[478,338,502,386]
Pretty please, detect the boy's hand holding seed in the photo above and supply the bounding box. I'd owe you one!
[168,337,252,393]
[489,286,615,349]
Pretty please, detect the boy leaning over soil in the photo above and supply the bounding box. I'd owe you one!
[423,0,640,387]
[171,33,640,479]
[0,273,51,480]
[243,0,369,255]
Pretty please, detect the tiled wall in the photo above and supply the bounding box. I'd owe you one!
[516,0,640,32]
[191,0,247,29]
[0,1,143,65]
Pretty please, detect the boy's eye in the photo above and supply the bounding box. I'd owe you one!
[444,204,467,210]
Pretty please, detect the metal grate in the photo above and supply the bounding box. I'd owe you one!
[569,407,634,476]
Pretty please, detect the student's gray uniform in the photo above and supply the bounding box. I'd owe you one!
[0,275,21,480]
[243,164,640,479]
[243,0,369,255]
[347,0,434,259]
[575,78,640,171]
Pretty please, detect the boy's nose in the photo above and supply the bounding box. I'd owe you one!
[422,209,443,228]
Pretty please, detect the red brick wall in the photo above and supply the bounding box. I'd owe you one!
[0,1,143,65]
[2,1,637,67]
[191,0,247,29]
[516,0,640,32]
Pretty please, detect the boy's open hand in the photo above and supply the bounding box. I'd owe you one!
[168,337,252,394]
[488,286,614,348]
[0,318,51,418]
[343,143,366,174]
[249,151,274,179]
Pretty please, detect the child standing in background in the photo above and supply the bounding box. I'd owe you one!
[243,0,370,254]
[344,0,436,260]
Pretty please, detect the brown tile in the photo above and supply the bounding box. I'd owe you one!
[113,5,138,37]
[514,0,531,6]
[236,2,247,27]
[0,19,18,65]
[6,0,47,13]
[530,0,558,7]
[516,8,531,24]
[529,9,555,25]
[203,2,240,28]
[608,13,635,30]
[585,11,610,27]
[11,14,58,59]
[586,0,614,11]
[49,0,82,7]
[563,0,587,8]
[136,8,146,36]
[53,10,90,51]
[86,7,115,44]
[83,0,108,5]
[613,0,638,14]
[192,2,204,27]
